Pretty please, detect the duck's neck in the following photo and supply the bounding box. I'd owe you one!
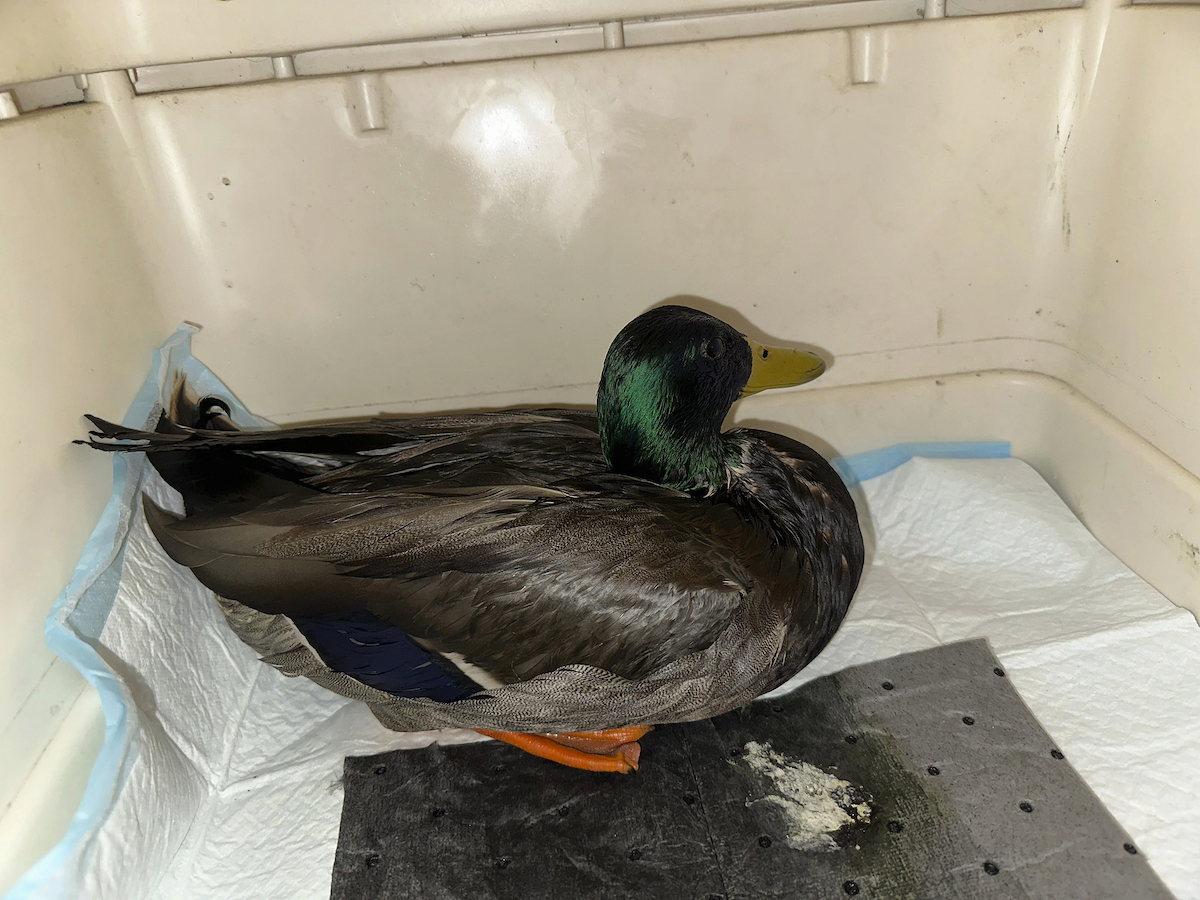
[597,366,736,495]
[603,422,738,496]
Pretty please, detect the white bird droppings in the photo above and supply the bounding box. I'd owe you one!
[741,740,873,851]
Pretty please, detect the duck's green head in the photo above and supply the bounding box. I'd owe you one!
[597,305,826,493]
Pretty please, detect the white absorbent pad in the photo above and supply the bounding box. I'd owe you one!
[11,330,1200,900]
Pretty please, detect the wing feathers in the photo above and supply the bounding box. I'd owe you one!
[128,409,754,682]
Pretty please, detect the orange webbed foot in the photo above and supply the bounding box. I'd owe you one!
[475,726,653,774]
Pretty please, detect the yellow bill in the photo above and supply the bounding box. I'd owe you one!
[741,338,827,396]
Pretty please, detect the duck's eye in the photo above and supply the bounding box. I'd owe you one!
[701,338,725,360]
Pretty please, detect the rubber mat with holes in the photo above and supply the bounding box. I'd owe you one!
[329,639,1176,900]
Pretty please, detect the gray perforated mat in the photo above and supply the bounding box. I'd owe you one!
[330,639,1175,900]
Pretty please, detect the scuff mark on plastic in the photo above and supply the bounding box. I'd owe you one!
[1061,167,1070,250]
[1167,532,1200,573]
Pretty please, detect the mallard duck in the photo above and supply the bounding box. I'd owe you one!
[82,305,863,773]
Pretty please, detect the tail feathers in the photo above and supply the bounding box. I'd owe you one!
[155,413,191,436]
[81,370,241,451]
[195,398,237,431]
[80,415,132,439]
[79,386,240,453]
[76,414,193,451]
[168,377,238,432]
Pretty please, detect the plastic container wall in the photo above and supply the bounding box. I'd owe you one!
[0,99,167,880]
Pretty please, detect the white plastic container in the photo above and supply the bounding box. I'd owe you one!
[2,0,1198,893]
